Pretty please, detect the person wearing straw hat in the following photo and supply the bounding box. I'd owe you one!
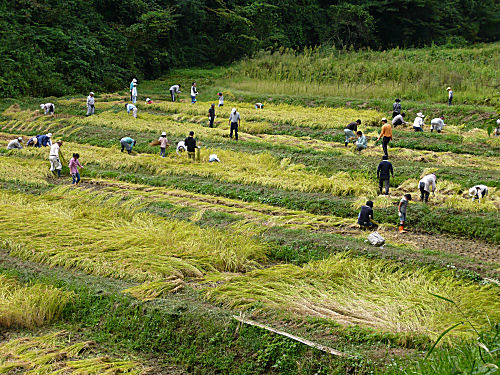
[447,87,453,106]
[40,103,55,115]
[86,92,95,116]
[413,112,425,132]
[158,132,169,158]
[392,98,402,119]
[130,78,137,101]
[229,107,240,141]
[49,140,64,177]
[7,137,23,150]
[36,133,52,148]
[131,80,138,104]
[376,118,392,156]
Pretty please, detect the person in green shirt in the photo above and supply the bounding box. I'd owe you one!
[355,131,367,151]
[120,136,136,154]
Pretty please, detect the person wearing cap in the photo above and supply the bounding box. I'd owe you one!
[392,98,402,118]
[190,82,198,104]
[413,112,425,132]
[418,173,436,203]
[229,108,241,141]
[131,81,138,104]
[358,200,377,230]
[169,84,181,102]
[398,193,412,233]
[40,103,55,115]
[26,136,38,147]
[130,78,137,101]
[447,87,453,106]
[377,155,394,195]
[376,118,392,156]
[7,137,23,150]
[86,92,95,116]
[49,140,63,177]
[125,103,138,118]
[184,131,197,160]
[344,119,360,147]
[468,185,488,203]
[430,116,446,133]
[209,154,220,162]
[120,136,136,154]
[145,98,153,104]
[355,131,367,152]
[255,102,264,109]
[208,104,216,128]
[158,132,169,158]
[392,113,408,127]
[36,133,52,148]
[218,92,224,107]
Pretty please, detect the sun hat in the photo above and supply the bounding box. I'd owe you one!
[417,112,423,117]
[232,108,237,113]
[40,104,45,109]
[17,137,23,141]
[132,78,137,83]
[446,87,451,90]
[46,133,52,138]
[381,117,387,122]
[90,91,94,95]
[161,131,167,136]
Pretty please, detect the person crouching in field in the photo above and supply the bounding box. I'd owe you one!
[398,194,412,233]
[355,131,367,152]
[7,137,23,150]
[120,137,136,154]
[344,119,360,147]
[125,103,138,118]
[430,116,446,133]
[69,153,83,184]
[392,113,407,127]
[358,200,377,230]
[413,112,425,132]
[159,132,169,158]
[49,141,63,177]
[469,185,488,203]
[40,103,55,115]
[419,173,436,203]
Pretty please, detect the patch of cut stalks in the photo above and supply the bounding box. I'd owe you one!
[123,276,186,301]
[0,154,50,186]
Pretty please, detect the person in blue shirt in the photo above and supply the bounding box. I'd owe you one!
[35,133,52,148]
[120,136,136,154]
[355,131,367,151]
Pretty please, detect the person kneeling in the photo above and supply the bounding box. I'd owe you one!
[358,201,377,230]
[355,131,367,151]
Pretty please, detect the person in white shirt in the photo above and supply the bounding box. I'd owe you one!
[130,78,137,101]
[40,103,55,115]
[169,85,181,102]
[209,154,220,162]
[49,141,63,177]
[392,113,407,127]
[494,119,500,137]
[131,82,138,104]
[176,140,186,155]
[190,82,198,104]
[447,87,453,106]
[125,103,137,118]
[418,173,436,203]
[229,108,241,141]
[413,112,425,132]
[86,92,95,116]
[7,137,23,150]
[469,185,488,203]
[430,116,446,133]
[218,92,224,107]
[255,102,264,109]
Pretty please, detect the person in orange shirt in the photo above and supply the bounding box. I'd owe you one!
[377,118,392,156]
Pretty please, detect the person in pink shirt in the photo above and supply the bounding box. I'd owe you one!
[69,153,83,184]
[158,132,169,158]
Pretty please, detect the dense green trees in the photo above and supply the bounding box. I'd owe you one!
[0,0,498,97]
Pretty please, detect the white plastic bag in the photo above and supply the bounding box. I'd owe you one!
[367,231,385,247]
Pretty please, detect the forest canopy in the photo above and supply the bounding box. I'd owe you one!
[0,0,498,97]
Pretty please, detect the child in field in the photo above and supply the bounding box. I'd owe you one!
[218,92,224,107]
[398,194,412,233]
[159,132,169,158]
[69,153,83,184]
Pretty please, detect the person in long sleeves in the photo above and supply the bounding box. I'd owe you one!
[40,103,55,115]
[419,173,436,203]
[469,185,488,203]
[131,81,138,104]
[7,137,23,150]
[229,108,241,141]
[344,119,360,147]
[355,131,367,151]
[49,141,63,177]
[125,103,137,118]
[447,87,453,106]
[169,84,181,102]
[358,200,376,230]
[218,92,224,107]
[430,116,446,133]
[377,155,394,195]
[120,137,136,154]
[495,119,500,137]
[158,132,169,158]
[208,104,216,128]
[392,98,402,118]
[130,78,137,101]
[36,133,52,148]
[413,112,425,132]
[376,118,392,156]
[392,113,408,127]
[69,153,83,184]
[190,82,198,104]
[86,92,95,116]
[176,140,186,155]
[184,131,197,160]
[398,194,412,233]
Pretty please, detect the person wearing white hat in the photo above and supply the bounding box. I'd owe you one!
[145,98,153,104]
[447,87,453,106]
[209,154,220,162]
[158,131,169,158]
[430,116,446,133]
[36,133,52,148]
[413,112,425,132]
[469,185,488,203]
[131,80,138,104]
[494,119,500,137]
[130,78,137,101]
[49,140,63,177]
[125,103,137,118]
[86,92,95,116]
[229,107,240,141]
[7,137,23,150]
[40,103,55,115]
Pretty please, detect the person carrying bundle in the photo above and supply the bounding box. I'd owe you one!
[344,119,361,147]
[418,173,436,203]
[469,185,488,203]
[7,137,23,150]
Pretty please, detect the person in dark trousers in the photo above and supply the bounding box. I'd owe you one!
[208,104,215,128]
[419,173,436,203]
[377,155,394,195]
[169,84,181,102]
[447,87,453,106]
[392,98,402,118]
[358,200,377,230]
[344,119,361,147]
[398,194,412,233]
[184,131,197,161]
[376,118,392,157]
[229,108,241,141]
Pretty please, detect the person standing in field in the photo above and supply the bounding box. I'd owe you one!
[40,103,55,115]
[419,173,436,203]
[413,112,425,132]
[376,118,392,156]
[170,84,181,102]
[358,200,377,230]
[190,82,198,104]
[49,140,63,177]
[377,155,394,195]
[218,92,224,107]
[392,98,402,118]
[120,136,136,154]
[430,116,446,133]
[229,107,240,141]
[36,133,52,148]
[69,153,83,185]
[7,137,23,150]
[392,113,407,127]
[86,92,95,116]
[125,103,138,118]
[344,119,360,147]
[130,78,137,101]
[184,131,197,160]
[208,104,216,128]
[131,81,138,104]
[447,87,453,106]
[158,132,169,158]
[355,131,367,151]
[398,194,412,233]
[469,185,488,203]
